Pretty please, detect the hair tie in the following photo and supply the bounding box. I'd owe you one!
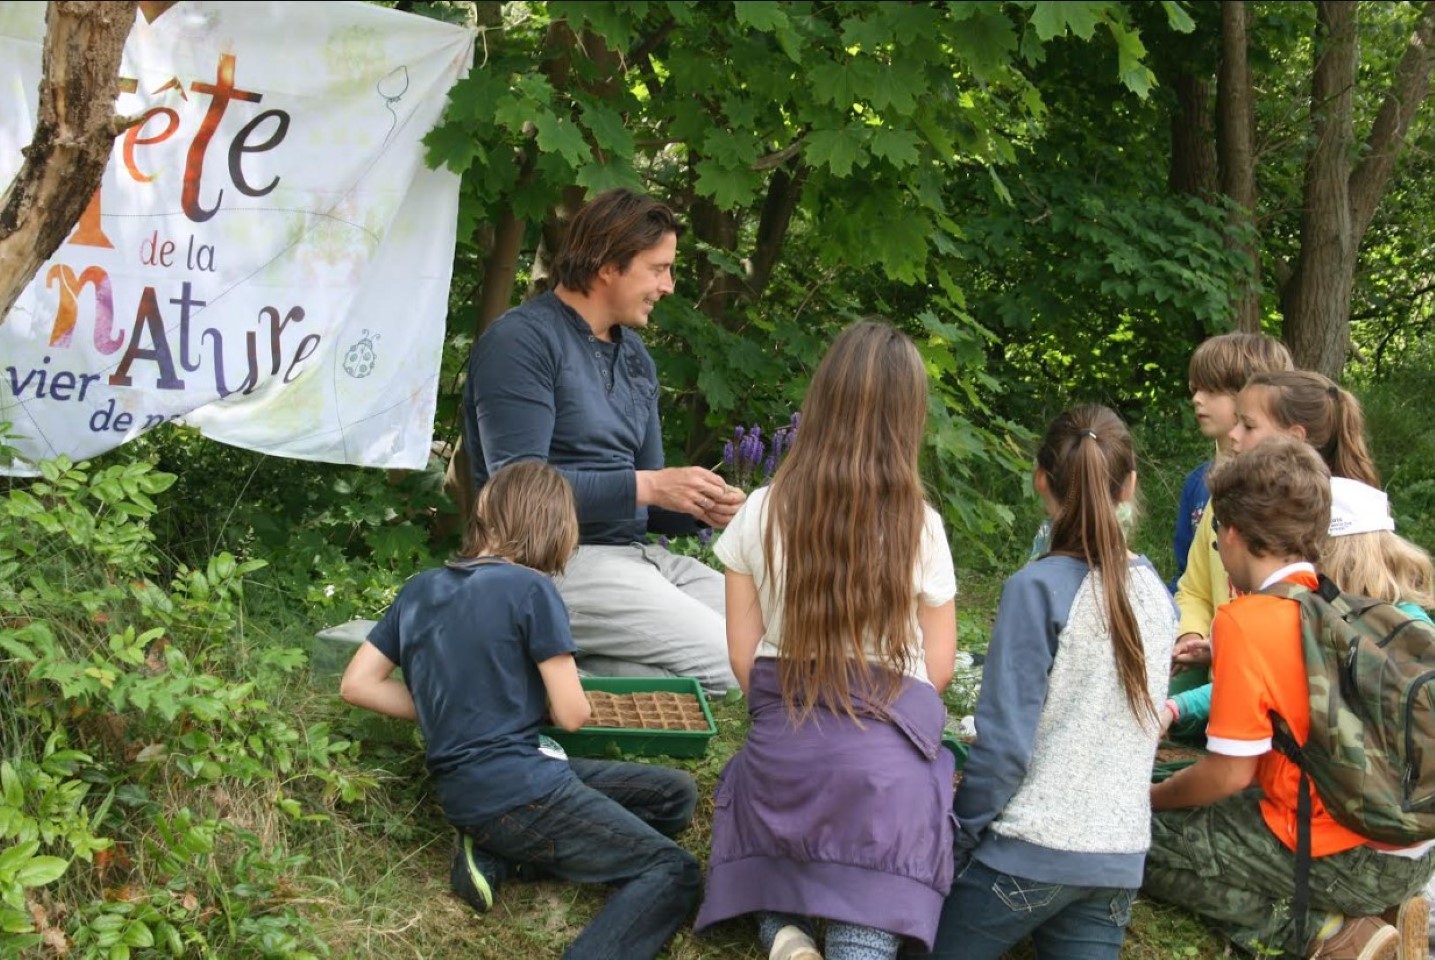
[1082,430,1098,440]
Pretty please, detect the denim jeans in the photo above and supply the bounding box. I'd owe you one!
[460,758,701,960]
[921,857,1134,960]
[760,912,902,960]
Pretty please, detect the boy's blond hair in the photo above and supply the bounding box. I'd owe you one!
[1188,331,1294,396]
[1207,435,1330,561]
[459,460,579,575]
[1321,531,1435,610]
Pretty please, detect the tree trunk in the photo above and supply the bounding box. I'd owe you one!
[1282,0,1435,377]
[0,0,137,327]
[1169,73,1218,199]
[1348,1,1435,243]
[443,19,619,526]
[1282,1,1358,377]
[1216,0,1261,333]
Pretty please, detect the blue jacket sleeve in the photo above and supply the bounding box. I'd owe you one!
[470,318,638,523]
[954,566,1062,848]
[1170,461,1212,592]
[1171,682,1212,724]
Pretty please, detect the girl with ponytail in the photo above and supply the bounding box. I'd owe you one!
[928,405,1176,960]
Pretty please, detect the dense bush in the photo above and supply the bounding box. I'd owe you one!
[0,447,370,958]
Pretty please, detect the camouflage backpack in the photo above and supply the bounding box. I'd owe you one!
[1263,574,1435,846]
[1262,574,1435,950]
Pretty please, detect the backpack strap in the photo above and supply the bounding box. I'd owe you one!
[1270,712,1313,953]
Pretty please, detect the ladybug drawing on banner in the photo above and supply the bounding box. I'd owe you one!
[343,330,380,379]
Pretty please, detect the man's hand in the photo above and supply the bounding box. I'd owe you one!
[699,484,746,530]
[1171,632,1211,672]
[637,466,731,520]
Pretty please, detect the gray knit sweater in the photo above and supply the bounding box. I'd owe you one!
[955,555,1176,888]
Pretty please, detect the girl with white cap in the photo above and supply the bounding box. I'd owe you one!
[1320,477,1433,623]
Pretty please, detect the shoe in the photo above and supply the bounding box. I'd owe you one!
[1379,895,1429,960]
[769,924,822,960]
[1308,915,1399,960]
[449,832,503,915]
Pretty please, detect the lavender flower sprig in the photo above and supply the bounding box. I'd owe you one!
[718,414,799,490]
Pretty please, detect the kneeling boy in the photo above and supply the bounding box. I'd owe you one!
[340,460,700,960]
[1144,437,1433,960]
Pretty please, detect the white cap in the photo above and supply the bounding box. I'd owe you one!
[1329,477,1395,537]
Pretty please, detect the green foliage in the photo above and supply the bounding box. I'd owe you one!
[417,0,1203,557]
[133,426,452,624]
[0,453,360,956]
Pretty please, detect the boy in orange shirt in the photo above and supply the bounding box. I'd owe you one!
[1144,437,1434,960]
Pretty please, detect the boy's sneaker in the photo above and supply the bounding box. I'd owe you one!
[769,924,822,960]
[1308,915,1398,960]
[1380,895,1430,960]
[450,832,504,915]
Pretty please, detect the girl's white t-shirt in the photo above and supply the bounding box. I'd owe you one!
[713,485,958,684]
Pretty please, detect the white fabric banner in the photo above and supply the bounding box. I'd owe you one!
[0,1,473,473]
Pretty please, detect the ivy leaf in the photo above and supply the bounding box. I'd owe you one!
[578,99,635,159]
[423,122,480,174]
[804,126,868,177]
[733,1,791,34]
[694,158,762,209]
[1160,1,1197,33]
[1107,21,1154,97]
[948,8,1019,81]
[868,209,932,283]
[864,58,923,114]
[809,59,860,109]
[576,160,644,195]
[1030,1,1106,41]
[701,127,761,168]
[696,363,737,412]
[532,113,593,169]
[551,1,638,50]
[869,128,921,167]
[842,4,938,48]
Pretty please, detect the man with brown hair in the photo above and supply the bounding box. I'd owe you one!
[461,189,743,694]
[1145,436,1433,960]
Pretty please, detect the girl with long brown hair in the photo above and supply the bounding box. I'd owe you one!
[694,321,959,960]
[927,405,1176,960]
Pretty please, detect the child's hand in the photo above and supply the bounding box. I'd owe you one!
[1159,700,1177,737]
[1171,633,1211,672]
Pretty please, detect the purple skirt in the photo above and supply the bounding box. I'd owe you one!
[694,658,955,950]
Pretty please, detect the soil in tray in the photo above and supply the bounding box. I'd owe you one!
[584,691,710,732]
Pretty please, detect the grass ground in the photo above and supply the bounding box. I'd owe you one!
[299,472,1232,959]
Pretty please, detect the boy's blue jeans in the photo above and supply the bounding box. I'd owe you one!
[920,857,1134,960]
[459,758,700,960]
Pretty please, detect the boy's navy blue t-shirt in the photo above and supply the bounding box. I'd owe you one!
[367,559,577,826]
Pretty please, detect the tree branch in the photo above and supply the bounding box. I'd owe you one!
[0,0,137,327]
[1348,0,1435,244]
[1217,0,1261,331]
[626,16,676,81]
[744,161,806,300]
[753,136,806,171]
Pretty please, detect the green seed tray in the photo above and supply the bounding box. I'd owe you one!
[543,677,717,759]
[942,736,971,770]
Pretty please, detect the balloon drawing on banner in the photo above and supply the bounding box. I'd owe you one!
[0,1,475,474]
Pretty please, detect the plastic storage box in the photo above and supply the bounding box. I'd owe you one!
[544,677,717,759]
